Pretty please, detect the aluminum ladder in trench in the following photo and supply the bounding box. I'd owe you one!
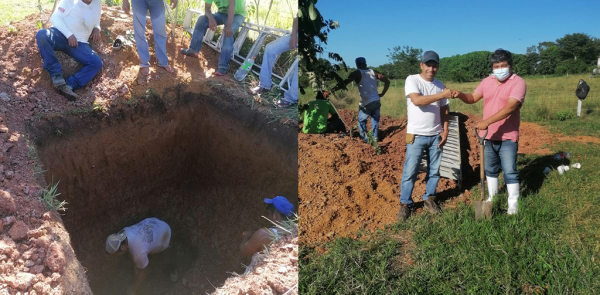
[418,114,462,189]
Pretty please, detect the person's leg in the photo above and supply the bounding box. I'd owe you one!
[484,140,502,201]
[423,135,443,200]
[187,14,212,54]
[147,0,168,67]
[282,58,298,103]
[131,0,151,67]
[35,27,69,82]
[368,102,381,141]
[216,13,245,74]
[400,136,427,205]
[499,140,519,214]
[357,106,369,142]
[259,35,291,89]
[63,43,103,90]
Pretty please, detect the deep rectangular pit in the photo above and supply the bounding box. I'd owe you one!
[30,92,298,294]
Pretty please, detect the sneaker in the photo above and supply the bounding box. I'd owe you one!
[423,196,441,215]
[251,86,269,95]
[179,48,198,58]
[52,75,66,88]
[397,204,411,221]
[58,85,78,101]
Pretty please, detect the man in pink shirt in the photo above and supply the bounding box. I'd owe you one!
[452,49,526,215]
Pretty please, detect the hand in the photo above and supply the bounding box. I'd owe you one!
[67,35,78,47]
[91,28,100,43]
[122,0,130,15]
[477,120,490,131]
[208,16,217,31]
[289,34,297,49]
[451,90,460,98]
[441,88,451,98]
[438,131,448,148]
[224,23,233,37]
[170,0,177,9]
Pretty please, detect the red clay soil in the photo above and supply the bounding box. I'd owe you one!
[298,109,600,245]
[0,6,296,294]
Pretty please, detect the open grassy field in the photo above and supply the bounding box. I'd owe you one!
[300,74,600,137]
[300,74,600,293]
[0,0,55,25]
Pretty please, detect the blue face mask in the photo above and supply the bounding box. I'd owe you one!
[493,68,510,81]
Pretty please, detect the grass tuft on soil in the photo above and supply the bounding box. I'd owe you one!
[300,140,600,294]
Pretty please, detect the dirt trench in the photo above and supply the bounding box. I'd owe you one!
[27,89,298,295]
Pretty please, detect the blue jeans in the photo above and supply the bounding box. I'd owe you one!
[188,12,245,73]
[132,0,168,67]
[484,139,519,184]
[259,34,298,103]
[400,135,443,204]
[358,101,381,141]
[35,28,102,90]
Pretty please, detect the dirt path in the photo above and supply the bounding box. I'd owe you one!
[299,109,598,245]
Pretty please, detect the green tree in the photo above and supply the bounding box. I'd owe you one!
[537,45,562,75]
[525,45,540,74]
[556,33,598,64]
[386,46,422,79]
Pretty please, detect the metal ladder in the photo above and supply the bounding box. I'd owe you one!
[183,9,297,94]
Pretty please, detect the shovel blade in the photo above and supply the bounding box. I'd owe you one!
[474,201,492,221]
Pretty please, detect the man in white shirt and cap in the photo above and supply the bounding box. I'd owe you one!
[35,0,103,101]
[106,217,177,295]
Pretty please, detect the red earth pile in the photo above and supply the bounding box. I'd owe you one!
[0,6,296,294]
[298,109,600,245]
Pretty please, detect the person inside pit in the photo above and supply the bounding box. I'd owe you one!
[397,50,451,221]
[331,57,390,142]
[106,217,178,295]
[239,196,295,258]
[451,49,527,215]
[179,0,247,77]
[301,90,346,134]
[35,0,103,101]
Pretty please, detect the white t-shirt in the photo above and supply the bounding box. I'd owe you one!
[357,69,380,106]
[404,74,449,136]
[124,218,171,269]
[50,0,102,43]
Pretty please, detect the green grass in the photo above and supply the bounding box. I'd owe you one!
[0,0,54,25]
[301,140,600,294]
[41,179,68,212]
[300,74,600,137]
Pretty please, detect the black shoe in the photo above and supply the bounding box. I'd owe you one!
[423,196,441,215]
[59,85,78,101]
[52,75,66,88]
[397,204,411,221]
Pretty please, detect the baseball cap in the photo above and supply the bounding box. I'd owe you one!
[422,51,439,64]
[264,196,294,217]
[105,229,127,254]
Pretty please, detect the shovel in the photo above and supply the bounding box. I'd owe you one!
[474,127,492,220]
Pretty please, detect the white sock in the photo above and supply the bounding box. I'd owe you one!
[486,177,498,202]
[507,183,519,215]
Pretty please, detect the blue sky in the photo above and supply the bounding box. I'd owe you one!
[316,0,600,67]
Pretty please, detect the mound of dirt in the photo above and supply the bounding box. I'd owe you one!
[298,109,600,245]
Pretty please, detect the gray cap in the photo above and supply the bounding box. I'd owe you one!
[422,51,439,64]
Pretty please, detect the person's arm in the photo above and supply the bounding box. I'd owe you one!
[122,0,130,15]
[240,229,272,258]
[128,267,148,295]
[223,0,235,37]
[92,8,101,43]
[331,71,360,92]
[438,104,449,148]
[50,0,75,44]
[476,98,522,130]
[453,90,483,104]
[205,1,217,31]
[328,102,339,121]
[406,77,451,106]
[374,70,390,97]
[289,16,298,49]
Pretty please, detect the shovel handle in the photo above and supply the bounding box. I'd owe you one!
[476,127,487,202]
[475,127,488,145]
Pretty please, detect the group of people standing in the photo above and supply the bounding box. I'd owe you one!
[303,49,526,221]
[35,0,298,107]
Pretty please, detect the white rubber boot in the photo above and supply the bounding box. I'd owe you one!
[507,183,519,215]
[486,177,499,202]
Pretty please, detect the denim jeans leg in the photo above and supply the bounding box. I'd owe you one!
[370,105,380,141]
[131,0,150,67]
[36,28,68,77]
[259,34,291,89]
[64,43,103,89]
[216,13,245,73]
[189,14,210,53]
[484,140,501,178]
[423,135,443,200]
[357,106,369,141]
[400,136,427,205]
[499,140,519,184]
[147,0,168,67]
[283,59,298,103]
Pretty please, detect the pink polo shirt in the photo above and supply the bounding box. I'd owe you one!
[474,73,526,142]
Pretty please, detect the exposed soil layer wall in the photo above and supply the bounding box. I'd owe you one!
[29,90,298,294]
